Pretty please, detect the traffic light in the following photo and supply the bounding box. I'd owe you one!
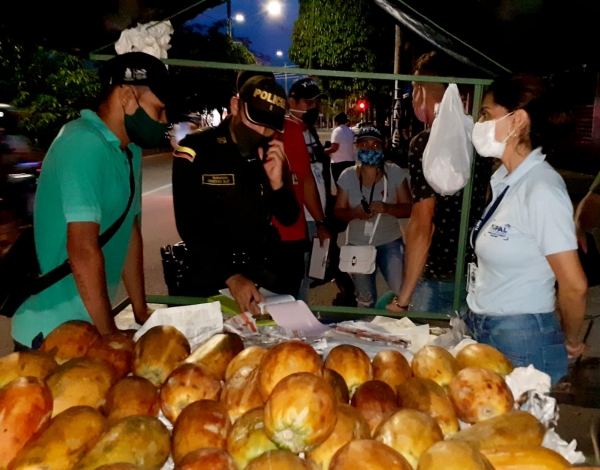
[356,100,369,114]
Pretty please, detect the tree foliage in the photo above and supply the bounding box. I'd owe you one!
[0,36,100,149]
[289,0,396,98]
[168,23,256,119]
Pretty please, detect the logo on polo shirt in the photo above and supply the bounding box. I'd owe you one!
[488,223,511,240]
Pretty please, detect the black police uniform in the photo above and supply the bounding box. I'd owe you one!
[172,118,299,297]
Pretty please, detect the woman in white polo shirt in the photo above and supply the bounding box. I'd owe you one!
[467,75,587,384]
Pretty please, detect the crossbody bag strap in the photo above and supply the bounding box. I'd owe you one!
[32,148,136,294]
[368,174,387,245]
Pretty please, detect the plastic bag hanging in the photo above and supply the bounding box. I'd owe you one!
[422,84,474,196]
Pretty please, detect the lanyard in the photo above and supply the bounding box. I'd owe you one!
[470,186,509,251]
[359,169,378,204]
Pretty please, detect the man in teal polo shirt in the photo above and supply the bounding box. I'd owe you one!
[12,52,170,349]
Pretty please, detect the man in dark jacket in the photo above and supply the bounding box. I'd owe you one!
[172,76,299,314]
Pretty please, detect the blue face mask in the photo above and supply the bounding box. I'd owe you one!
[357,149,384,166]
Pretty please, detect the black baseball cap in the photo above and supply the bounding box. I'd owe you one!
[236,70,275,92]
[289,78,327,101]
[99,52,170,106]
[356,126,383,142]
[239,76,287,133]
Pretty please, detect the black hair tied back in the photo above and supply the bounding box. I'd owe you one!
[488,74,575,156]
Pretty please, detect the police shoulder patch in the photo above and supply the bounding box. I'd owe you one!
[174,146,196,162]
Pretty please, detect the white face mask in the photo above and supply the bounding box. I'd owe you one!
[472,112,514,158]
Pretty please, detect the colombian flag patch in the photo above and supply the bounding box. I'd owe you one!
[173,146,196,162]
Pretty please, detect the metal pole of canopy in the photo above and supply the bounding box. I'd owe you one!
[452,83,485,314]
[89,55,494,86]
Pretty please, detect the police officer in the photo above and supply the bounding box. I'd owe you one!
[172,76,299,315]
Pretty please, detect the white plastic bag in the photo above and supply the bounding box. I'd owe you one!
[422,84,474,196]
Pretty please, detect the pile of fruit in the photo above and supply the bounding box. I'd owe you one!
[0,320,576,470]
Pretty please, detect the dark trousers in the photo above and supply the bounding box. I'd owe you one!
[14,340,32,352]
[270,239,309,297]
[331,161,355,183]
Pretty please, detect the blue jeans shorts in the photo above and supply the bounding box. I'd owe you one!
[464,310,568,385]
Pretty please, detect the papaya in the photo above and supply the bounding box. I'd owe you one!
[73,415,170,470]
[306,404,371,470]
[0,350,58,388]
[350,380,398,435]
[0,377,53,470]
[40,320,101,364]
[85,332,135,380]
[47,357,116,417]
[449,367,514,423]
[184,332,244,380]
[9,406,107,470]
[96,465,141,470]
[103,376,160,424]
[172,399,232,465]
[245,450,319,470]
[257,340,322,401]
[417,441,494,470]
[411,345,459,389]
[447,411,546,450]
[160,362,222,423]
[133,325,191,387]
[328,440,413,470]
[324,344,372,397]
[372,349,412,393]
[373,409,444,470]
[481,446,570,470]
[322,368,350,404]
[221,366,265,423]
[226,407,278,469]
[397,377,459,436]
[225,345,267,381]
[264,372,337,453]
[175,448,238,470]
[456,343,514,376]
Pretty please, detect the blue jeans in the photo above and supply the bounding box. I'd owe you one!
[412,280,466,315]
[351,239,404,308]
[464,310,568,385]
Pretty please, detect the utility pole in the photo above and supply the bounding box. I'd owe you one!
[391,25,402,151]
[227,0,232,37]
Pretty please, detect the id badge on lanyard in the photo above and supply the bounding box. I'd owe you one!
[467,185,509,294]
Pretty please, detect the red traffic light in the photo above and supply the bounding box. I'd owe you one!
[358,101,366,110]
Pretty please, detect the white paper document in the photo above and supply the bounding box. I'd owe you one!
[219,287,294,314]
[308,238,330,280]
[266,300,330,336]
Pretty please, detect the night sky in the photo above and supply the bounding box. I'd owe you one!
[188,0,299,66]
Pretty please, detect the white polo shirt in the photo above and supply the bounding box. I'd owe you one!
[330,124,356,163]
[467,147,577,315]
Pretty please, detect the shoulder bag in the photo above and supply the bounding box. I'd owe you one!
[0,148,136,317]
[339,173,387,274]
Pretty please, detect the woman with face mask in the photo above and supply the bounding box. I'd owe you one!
[466,75,587,384]
[333,127,412,308]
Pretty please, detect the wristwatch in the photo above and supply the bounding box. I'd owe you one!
[315,220,326,227]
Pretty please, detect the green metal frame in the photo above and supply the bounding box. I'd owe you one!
[93,55,492,321]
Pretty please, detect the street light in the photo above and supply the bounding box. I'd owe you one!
[234,13,245,22]
[276,50,283,57]
[266,0,282,16]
